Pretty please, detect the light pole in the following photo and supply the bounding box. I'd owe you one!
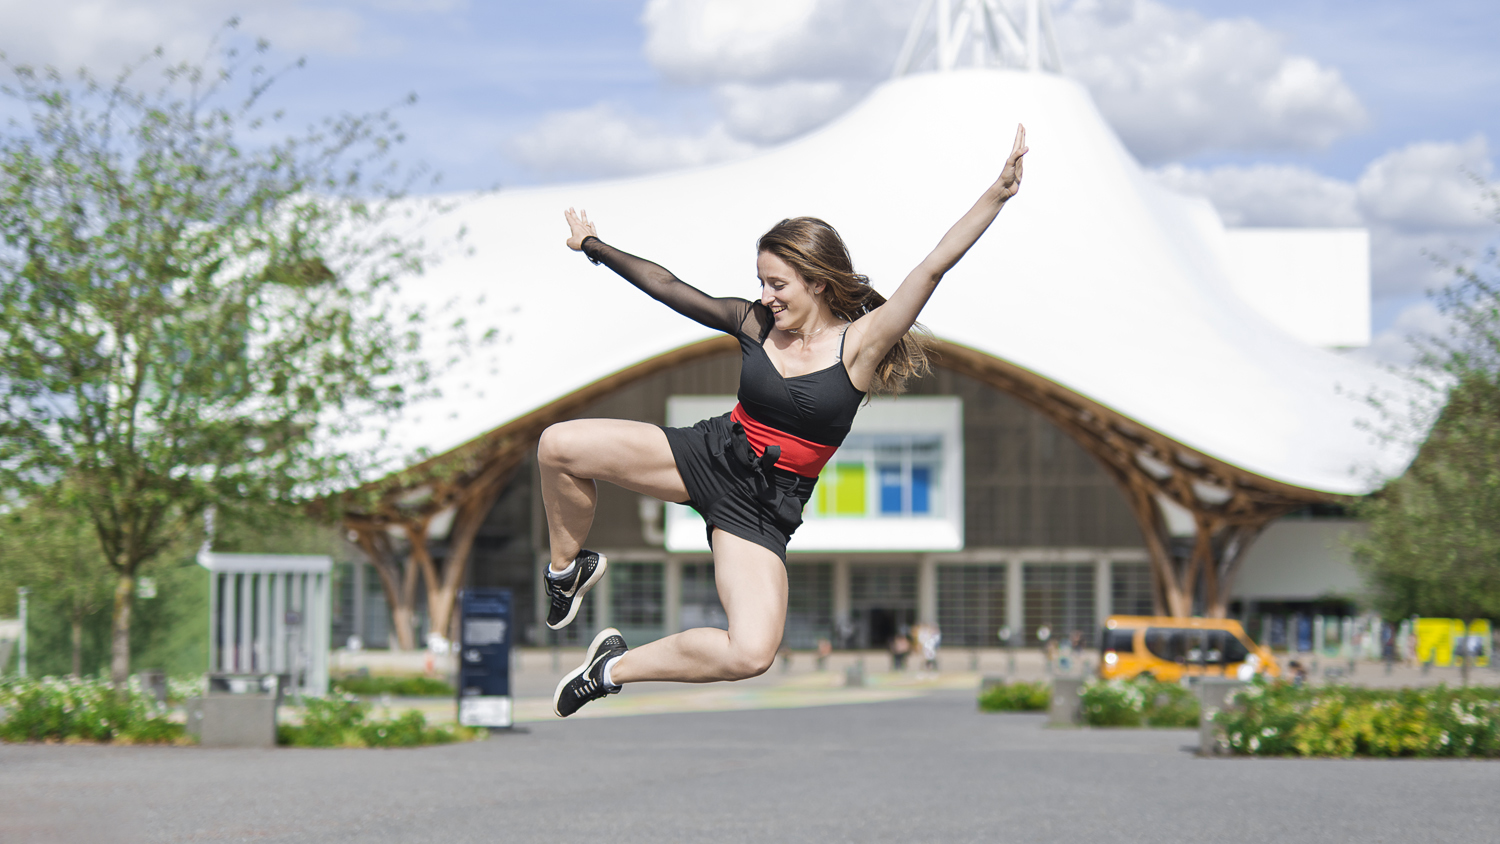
[17,587,30,679]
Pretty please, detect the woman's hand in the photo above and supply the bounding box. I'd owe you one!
[993,124,1028,202]
[564,207,598,251]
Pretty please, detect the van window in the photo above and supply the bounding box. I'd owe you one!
[1101,629,1135,653]
[1223,635,1250,664]
[1145,628,1184,662]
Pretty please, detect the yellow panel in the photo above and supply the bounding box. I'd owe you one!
[833,463,866,516]
[1415,618,1457,667]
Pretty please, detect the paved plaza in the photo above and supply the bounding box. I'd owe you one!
[3,667,1497,844]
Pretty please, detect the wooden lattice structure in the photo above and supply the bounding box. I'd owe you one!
[335,336,1346,647]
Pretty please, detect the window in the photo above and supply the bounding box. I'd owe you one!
[1110,562,1153,616]
[1023,564,1095,646]
[610,563,663,630]
[679,562,726,631]
[664,396,964,552]
[1223,634,1250,664]
[784,562,833,649]
[1101,629,1135,653]
[937,565,1007,647]
[1145,628,1183,661]
[807,435,943,519]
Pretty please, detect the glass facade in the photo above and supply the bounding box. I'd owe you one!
[936,564,1008,647]
[1110,562,1154,617]
[679,562,727,631]
[1022,563,1095,646]
[611,562,664,644]
[784,562,834,649]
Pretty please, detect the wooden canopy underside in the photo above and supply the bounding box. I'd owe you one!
[337,336,1344,645]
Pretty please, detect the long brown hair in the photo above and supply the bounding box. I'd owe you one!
[757,216,931,395]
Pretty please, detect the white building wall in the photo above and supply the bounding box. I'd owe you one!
[1231,520,1367,601]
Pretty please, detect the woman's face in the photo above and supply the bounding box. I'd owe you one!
[757,250,823,331]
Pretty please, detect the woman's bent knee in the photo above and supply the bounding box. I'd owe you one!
[725,642,778,680]
[538,422,585,471]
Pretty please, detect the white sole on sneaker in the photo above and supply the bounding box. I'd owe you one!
[546,553,608,631]
[553,626,622,718]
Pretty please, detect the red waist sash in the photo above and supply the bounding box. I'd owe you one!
[730,403,838,479]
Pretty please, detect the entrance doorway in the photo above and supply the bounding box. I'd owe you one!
[849,564,918,649]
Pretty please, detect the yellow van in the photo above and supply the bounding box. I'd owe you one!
[1098,616,1280,682]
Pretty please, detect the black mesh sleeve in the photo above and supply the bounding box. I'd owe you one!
[581,236,753,336]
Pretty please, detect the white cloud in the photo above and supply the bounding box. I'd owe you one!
[642,0,913,85]
[506,104,757,181]
[630,0,1368,167]
[0,1,386,72]
[1356,136,1494,232]
[715,79,861,145]
[1055,0,1366,162]
[1149,163,1359,227]
[1150,137,1498,304]
[1347,300,1447,368]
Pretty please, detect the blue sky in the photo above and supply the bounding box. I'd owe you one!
[2,0,1495,359]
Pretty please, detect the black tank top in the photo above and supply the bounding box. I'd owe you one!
[583,237,865,447]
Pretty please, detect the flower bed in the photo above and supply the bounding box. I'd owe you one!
[977,680,1051,712]
[1079,677,1201,728]
[0,676,187,744]
[1216,682,1500,758]
[277,694,484,748]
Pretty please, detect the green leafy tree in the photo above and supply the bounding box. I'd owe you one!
[0,35,451,687]
[1354,191,1500,683]
[0,496,115,677]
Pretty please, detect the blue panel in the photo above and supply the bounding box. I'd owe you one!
[911,467,932,514]
[878,463,903,514]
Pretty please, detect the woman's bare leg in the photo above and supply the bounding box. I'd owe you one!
[537,418,688,571]
[609,530,786,683]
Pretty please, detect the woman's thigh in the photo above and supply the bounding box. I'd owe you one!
[539,418,689,503]
[711,530,788,654]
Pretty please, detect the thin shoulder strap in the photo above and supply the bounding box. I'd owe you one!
[836,323,851,362]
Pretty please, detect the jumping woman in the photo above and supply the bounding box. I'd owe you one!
[544,125,1028,717]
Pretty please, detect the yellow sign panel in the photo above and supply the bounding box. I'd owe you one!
[1415,618,1491,667]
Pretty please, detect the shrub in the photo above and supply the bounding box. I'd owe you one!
[978,680,1051,711]
[1216,681,1500,758]
[332,674,455,698]
[1078,677,1200,728]
[1142,681,1200,728]
[1080,679,1146,726]
[277,693,481,748]
[0,675,186,744]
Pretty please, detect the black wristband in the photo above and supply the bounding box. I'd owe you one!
[580,235,603,265]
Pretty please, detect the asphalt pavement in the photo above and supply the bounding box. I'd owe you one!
[3,686,1496,844]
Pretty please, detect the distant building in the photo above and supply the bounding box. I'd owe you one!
[334,10,1410,651]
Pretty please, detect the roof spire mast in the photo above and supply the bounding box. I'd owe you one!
[893,0,1064,77]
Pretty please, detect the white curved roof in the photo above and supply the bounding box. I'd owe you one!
[387,69,1412,496]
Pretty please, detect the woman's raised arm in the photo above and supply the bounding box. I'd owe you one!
[564,208,750,336]
[844,125,1028,383]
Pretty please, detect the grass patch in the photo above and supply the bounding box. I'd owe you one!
[332,675,455,698]
[278,694,483,748]
[978,680,1051,712]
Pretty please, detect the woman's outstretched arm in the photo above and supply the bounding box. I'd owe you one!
[844,125,1028,381]
[564,208,750,336]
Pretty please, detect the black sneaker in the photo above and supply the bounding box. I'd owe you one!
[545,550,608,630]
[554,627,627,718]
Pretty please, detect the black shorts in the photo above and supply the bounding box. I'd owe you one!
[660,412,818,562]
